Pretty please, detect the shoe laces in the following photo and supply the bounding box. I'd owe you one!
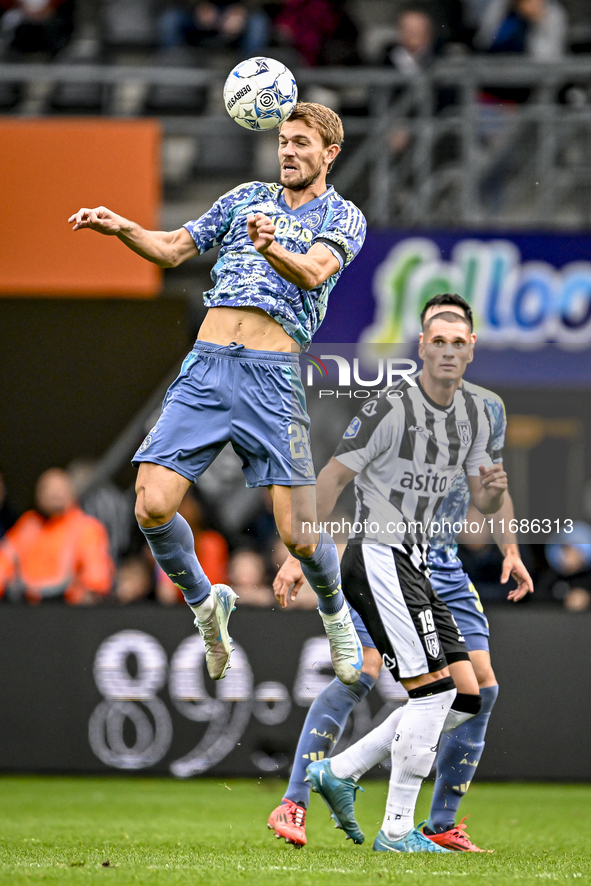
[285,802,305,828]
[411,829,437,849]
[448,817,481,849]
[325,617,356,657]
[195,608,217,637]
[450,817,470,837]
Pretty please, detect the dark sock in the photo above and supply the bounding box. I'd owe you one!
[427,684,499,833]
[292,531,345,615]
[285,672,376,808]
[140,513,211,606]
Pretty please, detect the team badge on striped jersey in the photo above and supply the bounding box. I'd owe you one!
[424,632,440,659]
[456,420,472,446]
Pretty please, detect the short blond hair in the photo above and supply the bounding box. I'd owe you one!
[281,102,344,171]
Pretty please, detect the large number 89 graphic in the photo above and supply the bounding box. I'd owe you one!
[88,629,404,776]
[88,630,253,775]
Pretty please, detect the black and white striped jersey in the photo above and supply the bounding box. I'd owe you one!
[333,379,494,571]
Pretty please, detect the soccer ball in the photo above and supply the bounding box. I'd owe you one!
[223,57,298,131]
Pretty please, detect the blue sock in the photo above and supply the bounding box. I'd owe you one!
[285,672,376,808]
[427,684,499,833]
[140,514,211,606]
[292,531,345,615]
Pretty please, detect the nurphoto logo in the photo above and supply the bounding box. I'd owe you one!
[303,350,417,399]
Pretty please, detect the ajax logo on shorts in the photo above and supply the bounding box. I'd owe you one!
[139,426,156,453]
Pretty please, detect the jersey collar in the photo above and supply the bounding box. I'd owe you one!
[417,377,460,413]
[278,185,334,216]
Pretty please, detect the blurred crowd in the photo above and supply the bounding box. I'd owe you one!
[1,464,589,612]
[0,0,586,69]
[0,463,317,609]
[0,0,587,184]
[0,0,586,162]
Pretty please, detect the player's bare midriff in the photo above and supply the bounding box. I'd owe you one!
[198,305,300,353]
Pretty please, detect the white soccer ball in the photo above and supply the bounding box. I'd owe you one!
[223,56,298,131]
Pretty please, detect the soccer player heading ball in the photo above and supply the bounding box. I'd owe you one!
[68,103,367,684]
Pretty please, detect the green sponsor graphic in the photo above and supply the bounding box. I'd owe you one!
[363,237,591,347]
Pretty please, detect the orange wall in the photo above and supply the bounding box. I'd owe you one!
[0,118,161,297]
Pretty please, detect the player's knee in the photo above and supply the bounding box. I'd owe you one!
[469,652,497,688]
[134,487,173,528]
[477,667,497,688]
[286,540,316,559]
[473,655,497,687]
[276,517,316,555]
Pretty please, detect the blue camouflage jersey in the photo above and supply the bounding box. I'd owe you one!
[428,380,507,569]
[183,181,366,350]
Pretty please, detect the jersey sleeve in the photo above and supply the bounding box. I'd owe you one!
[463,396,494,476]
[334,398,399,474]
[485,394,507,462]
[183,183,251,254]
[312,200,367,269]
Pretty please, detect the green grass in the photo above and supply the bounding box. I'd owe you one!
[0,777,589,885]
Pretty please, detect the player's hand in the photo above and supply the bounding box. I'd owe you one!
[273,553,305,608]
[247,212,276,253]
[68,206,129,235]
[501,553,534,602]
[478,464,508,493]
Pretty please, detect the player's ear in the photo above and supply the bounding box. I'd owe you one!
[471,333,477,344]
[325,144,340,165]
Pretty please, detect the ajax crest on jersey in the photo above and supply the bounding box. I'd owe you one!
[223,56,298,131]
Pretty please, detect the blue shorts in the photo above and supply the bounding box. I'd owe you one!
[133,341,316,488]
[430,563,490,652]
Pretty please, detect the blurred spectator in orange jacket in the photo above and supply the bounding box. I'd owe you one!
[0,467,114,604]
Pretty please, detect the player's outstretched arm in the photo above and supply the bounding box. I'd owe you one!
[272,457,357,608]
[68,206,197,268]
[246,212,340,290]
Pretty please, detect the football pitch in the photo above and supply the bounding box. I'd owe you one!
[0,777,589,885]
